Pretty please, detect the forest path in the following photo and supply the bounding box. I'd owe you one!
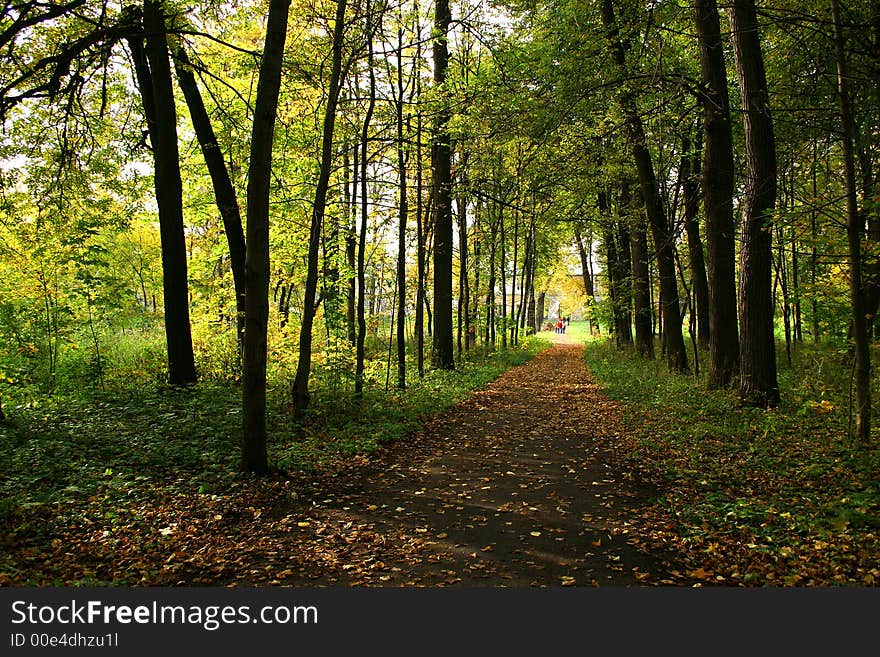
[249,335,681,587]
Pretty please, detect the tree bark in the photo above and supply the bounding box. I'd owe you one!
[631,203,654,359]
[694,0,740,387]
[347,141,358,346]
[431,0,455,369]
[137,1,197,386]
[396,20,408,389]
[172,45,246,348]
[601,0,689,372]
[355,15,377,395]
[681,132,711,351]
[832,0,871,444]
[457,195,470,354]
[292,0,348,414]
[240,0,291,473]
[728,0,779,406]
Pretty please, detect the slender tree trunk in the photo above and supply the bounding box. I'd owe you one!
[534,289,544,334]
[415,121,426,376]
[486,208,498,348]
[603,223,622,347]
[615,214,633,345]
[431,0,454,369]
[728,0,779,406]
[574,223,595,298]
[832,0,871,444]
[137,1,197,386]
[458,195,471,353]
[172,45,246,349]
[347,141,358,345]
[775,225,792,367]
[602,0,689,372]
[500,204,508,350]
[694,0,740,387]
[414,20,426,377]
[396,19,407,389]
[356,18,377,395]
[810,142,820,343]
[292,0,348,415]
[631,204,654,359]
[240,0,291,473]
[792,224,802,342]
[681,131,711,351]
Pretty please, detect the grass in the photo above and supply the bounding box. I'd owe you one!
[0,335,551,515]
[577,322,880,586]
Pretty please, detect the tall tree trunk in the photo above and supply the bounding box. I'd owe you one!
[810,142,821,342]
[694,0,740,387]
[292,0,348,415]
[347,141,358,345]
[775,224,792,367]
[415,119,426,376]
[458,195,471,353]
[681,131,711,351]
[574,223,595,298]
[631,204,654,359]
[500,203,508,350]
[510,209,520,346]
[832,0,871,444]
[728,0,779,406]
[355,16,377,395]
[603,222,623,347]
[396,20,407,389]
[486,208,498,348]
[137,1,197,386]
[240,0,291,473]
[602,0,689,372]
[430,0,455,369]
[172,45,246,349]
[615,214,633,345]
[575,223,597,333]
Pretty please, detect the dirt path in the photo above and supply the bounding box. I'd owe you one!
[247,335,682,587]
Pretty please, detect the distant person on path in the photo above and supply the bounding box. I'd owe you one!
[555,317,564,334]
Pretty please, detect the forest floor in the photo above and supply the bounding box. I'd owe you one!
[2,334,697,587]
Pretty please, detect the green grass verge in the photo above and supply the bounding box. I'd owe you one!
[0,336,551,516]
[580,329,880,585]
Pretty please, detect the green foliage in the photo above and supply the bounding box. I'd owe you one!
[581,335,880,585]
[0,337,549,527]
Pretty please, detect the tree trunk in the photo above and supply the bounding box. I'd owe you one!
[396,21,408,389]
[602,0,689,372]
[603,223,623,347]
[137,1,197,386]
[615,214,633,345]
[240,0,291,473]
[292,0,348,415]
[631,204,654,359]
[355,18,377,396]
[574,223,595,298]
[346,142,358,345]
[694,0,740,387]
[500,203,508,350]
[430,0,455,369]
[415,120,426,376]
[832,0,871,444]
[486,207,498,348]
[728,0,779,406]
[172,45,246,349]
[681,131,710,351]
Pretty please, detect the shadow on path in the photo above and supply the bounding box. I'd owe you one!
[255,338,682,587]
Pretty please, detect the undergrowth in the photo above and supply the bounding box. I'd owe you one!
[582,330,880,586]
[0,336,550,516]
